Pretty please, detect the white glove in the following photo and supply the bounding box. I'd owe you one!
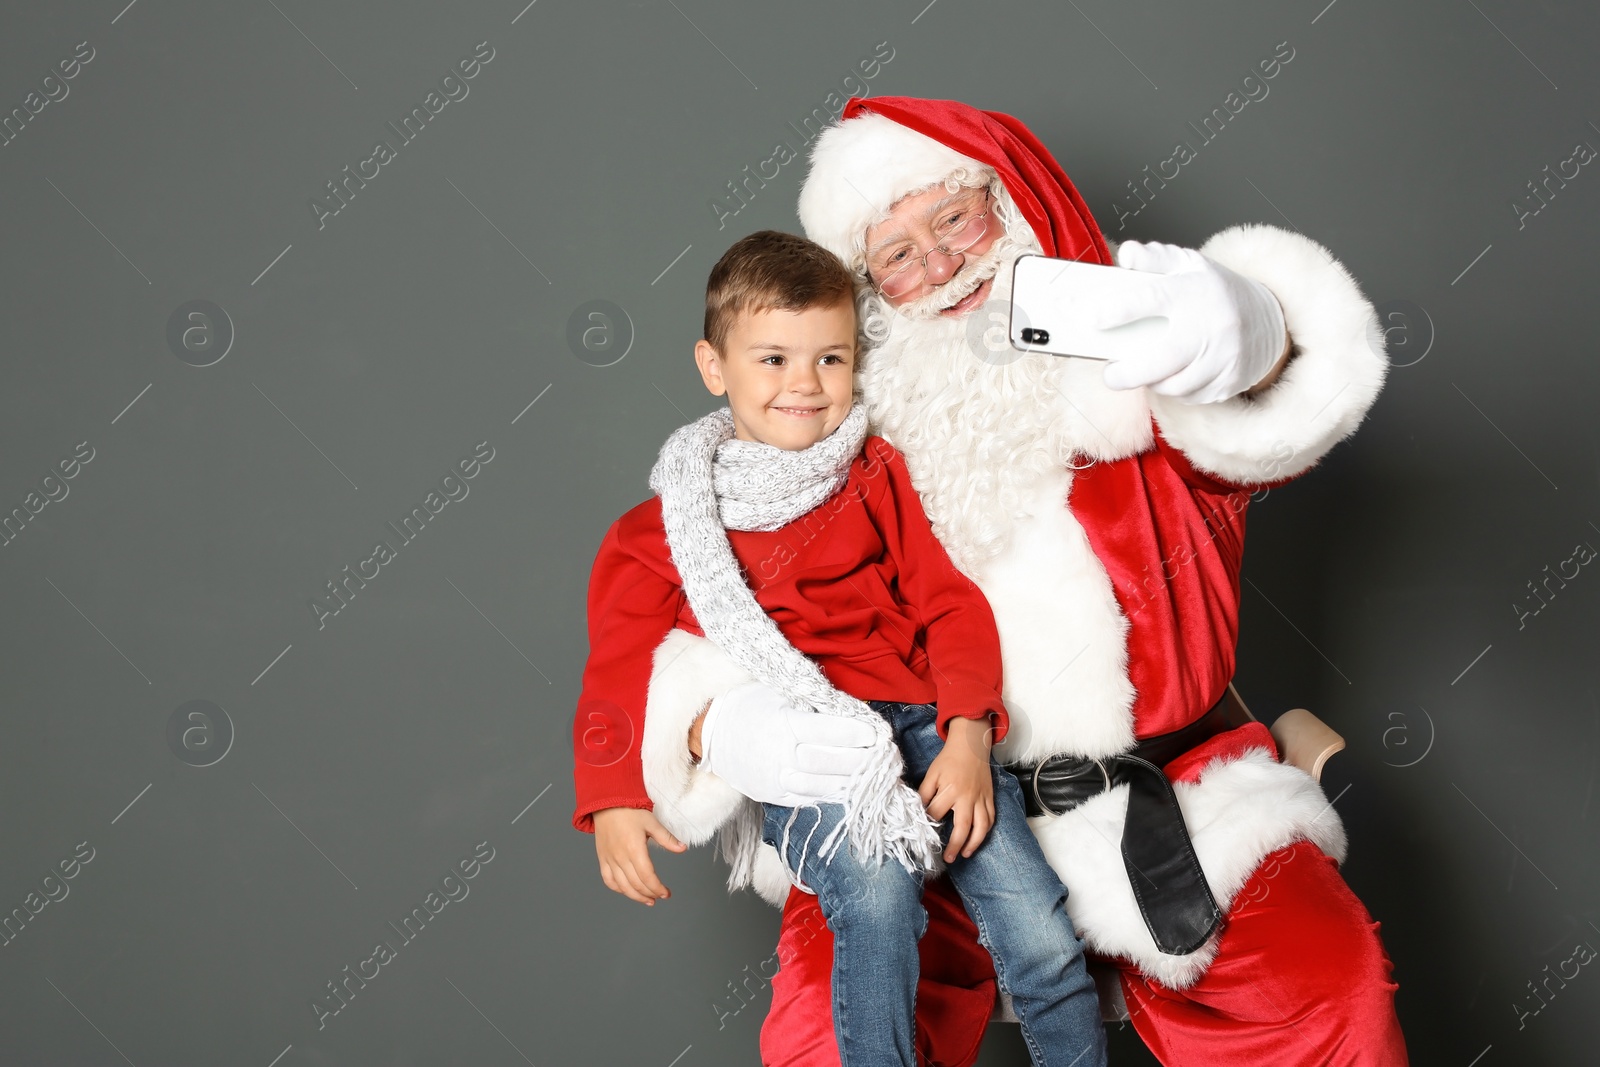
[1093,240,1288,405]
[698,681,880,807]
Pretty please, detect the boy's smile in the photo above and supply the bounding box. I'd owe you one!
[694,299,858,452]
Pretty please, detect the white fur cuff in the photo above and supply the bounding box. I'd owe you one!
[1147,222,1388,487]
[640,628,759,846]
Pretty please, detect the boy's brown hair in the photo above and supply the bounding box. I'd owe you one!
[703,230,858,355]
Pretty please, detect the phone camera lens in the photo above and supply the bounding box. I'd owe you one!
[1021,327,1049,346]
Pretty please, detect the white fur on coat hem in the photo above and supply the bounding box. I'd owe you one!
[1028,746,1348,990]
[977,470,1140,764]
[1145,222,1388,487]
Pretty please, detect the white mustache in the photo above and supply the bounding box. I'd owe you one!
[891,237,1017,320]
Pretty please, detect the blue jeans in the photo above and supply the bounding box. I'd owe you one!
[761,700,1107,1067]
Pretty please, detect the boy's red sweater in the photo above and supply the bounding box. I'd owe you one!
[571,435,1009,833]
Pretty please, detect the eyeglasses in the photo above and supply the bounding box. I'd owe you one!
[868,188,993,299]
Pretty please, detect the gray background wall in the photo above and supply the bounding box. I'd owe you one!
[0,1,1594,1064]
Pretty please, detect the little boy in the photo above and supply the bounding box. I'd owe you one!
[571,231,1107,1067]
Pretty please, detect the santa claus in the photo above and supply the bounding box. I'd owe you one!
[632,96,1407,1065]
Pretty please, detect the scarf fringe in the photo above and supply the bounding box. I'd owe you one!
[816,735,943,875]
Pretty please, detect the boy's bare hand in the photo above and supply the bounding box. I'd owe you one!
[593,807,687,906]
[917,716,997,864]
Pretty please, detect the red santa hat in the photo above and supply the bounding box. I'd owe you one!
[796,95,1113,270]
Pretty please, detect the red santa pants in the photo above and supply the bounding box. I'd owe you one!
[759,839,1407,1067]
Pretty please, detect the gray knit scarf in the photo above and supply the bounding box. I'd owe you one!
[648,403,942,891]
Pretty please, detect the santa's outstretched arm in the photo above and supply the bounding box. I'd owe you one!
[1115,222,1389,487]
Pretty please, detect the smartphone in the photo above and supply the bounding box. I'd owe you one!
[1008,253,1168,361]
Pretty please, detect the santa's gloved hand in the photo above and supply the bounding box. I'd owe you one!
[699,681,880,807]
[1093,240,1288,405]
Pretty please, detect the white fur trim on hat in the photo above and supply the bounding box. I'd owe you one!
[797,111,989,270]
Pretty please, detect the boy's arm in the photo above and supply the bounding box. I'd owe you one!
[571,518,682,833]
[574,506,763,851]
[866,439,1009,747]
[922,716,998,861]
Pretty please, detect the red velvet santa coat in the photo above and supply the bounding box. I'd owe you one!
[571,435,1012,836]
[626,98,1387,1000]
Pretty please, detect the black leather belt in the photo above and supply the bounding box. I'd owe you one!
[1010,689,1233,956]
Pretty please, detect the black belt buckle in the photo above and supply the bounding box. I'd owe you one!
[1029,754,1112,817]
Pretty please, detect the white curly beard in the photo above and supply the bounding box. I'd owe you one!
[854,222,1148,578]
